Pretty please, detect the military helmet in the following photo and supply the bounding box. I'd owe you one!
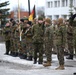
[57,18,63,24]
[45,18,51,24]
[38,16,43,20]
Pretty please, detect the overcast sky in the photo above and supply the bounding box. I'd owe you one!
[0,0,45,11]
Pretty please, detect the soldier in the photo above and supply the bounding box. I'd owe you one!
[52,20,58,54]
[43,18,53,67]
[10,18,17,56]
[25,21,33,60]
[19,17,29,59]
[66,22,73,59]
[31,16,44,64]
[3,22,11,55]
[73,20,76,57]
[55,18,66,70]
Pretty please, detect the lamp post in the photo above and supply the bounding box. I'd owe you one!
[28,0,30,16]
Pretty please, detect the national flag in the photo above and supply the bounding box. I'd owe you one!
[29,5,36,21]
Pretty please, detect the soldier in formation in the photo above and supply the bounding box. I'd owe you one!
[55,18,66,70]
[3,15,76,70]
[3,22,11,55]
[31,16,44,64]
[43,18,53,67]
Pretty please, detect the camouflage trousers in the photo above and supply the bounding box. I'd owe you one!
[20,39,27,55]
[67,39,73,56]
[33,43,43,62]
[10,38,15,53]
[5,40,11,54]
[73,38,76,56]
[44,42,52,62]
[26,42,33,57]
[56,45,64,65]
[14,38,19,53]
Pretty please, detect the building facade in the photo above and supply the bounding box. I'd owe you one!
[45,0,76,20]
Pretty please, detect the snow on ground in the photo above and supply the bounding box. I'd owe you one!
[0,43,76,75]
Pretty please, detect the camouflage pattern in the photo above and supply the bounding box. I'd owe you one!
[72,20,76,56]
[73,26,76,56]
[56,23,66,65]
[10,25,16,54]
[67,25,73,56]
[14,24,20,54]
[21,23,27,56]
[25,26,33,57]
[3,25,11,54]
[31,23,44,63]
[52,20,58,53]
[44,24,53,62]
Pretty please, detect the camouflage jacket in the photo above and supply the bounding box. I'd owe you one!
[55,24,66,46]
[44,25,53,44]
[3,26,11,41]
[31,23,44,43]
[25,27,33,43]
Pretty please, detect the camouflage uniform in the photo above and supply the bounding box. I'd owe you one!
[66,25,73,59]
[55,18,66,70]
[25,25,33,60]
[20,23,27,59]
[44,25,53,64]
[10,25,16,55]
[73,26,76,56]
[14,24,20,56]
[44,18,53,63]
[32,17,44,64]
[53,25,57,53]
[3,25,11,55]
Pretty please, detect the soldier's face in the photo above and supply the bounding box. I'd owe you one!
[38,20,43,24]
[45,22,49,25]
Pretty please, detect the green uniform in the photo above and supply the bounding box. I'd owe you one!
[67,26,73,59]
[44,25,53,62]
[25,26,33,60]
[73,27,76,56]
[32,23,44,64]
[56,24,66,65]
[3,26,11,54]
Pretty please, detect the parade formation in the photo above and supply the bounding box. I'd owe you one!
[2,13,76,70]
[1,1,76,75]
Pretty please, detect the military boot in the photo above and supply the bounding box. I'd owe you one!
[43,61,51,67]
[33,58,37,64]
[55,65,65,70]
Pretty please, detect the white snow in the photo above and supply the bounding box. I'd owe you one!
[0,43,76,75]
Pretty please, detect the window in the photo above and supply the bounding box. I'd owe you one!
[48,15,52,19]
[47,2,50,8]
[65,0,68,6]
[62,0,65,7]
[54,15,59,20]
[50,1,53,7]
[58,1,60,7]
[54,1,57,7]
[70,0,73,7]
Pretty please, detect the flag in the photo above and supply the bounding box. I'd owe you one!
[29,5,36,21]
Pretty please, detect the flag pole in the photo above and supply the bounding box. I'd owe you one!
[18,0,20,23]
[28,0,30,16]
[18,0,22,41]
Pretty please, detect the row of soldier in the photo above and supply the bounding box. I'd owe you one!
[3,16,76,70]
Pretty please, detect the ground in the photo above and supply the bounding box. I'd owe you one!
[0,43,76,75]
